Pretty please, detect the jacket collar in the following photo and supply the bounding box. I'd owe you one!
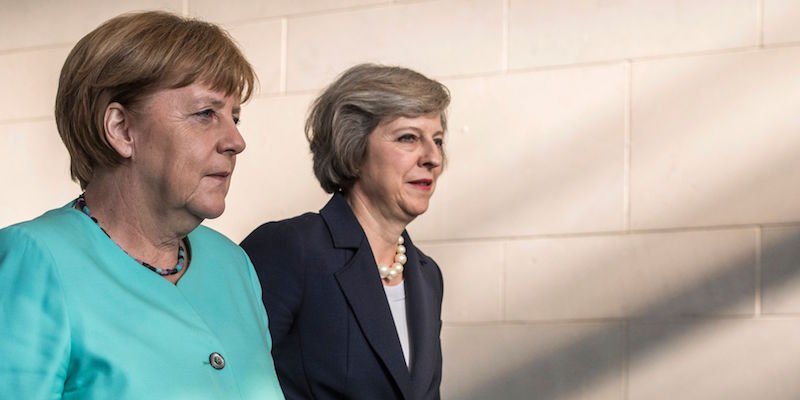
[320,191,366,249]
[322,192,414,399]
[402,237,439,397]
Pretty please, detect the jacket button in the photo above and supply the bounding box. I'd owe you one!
[209,352,225,370]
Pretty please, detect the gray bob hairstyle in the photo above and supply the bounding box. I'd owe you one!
[305,63,450,193]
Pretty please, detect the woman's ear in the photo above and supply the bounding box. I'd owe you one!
[104,102,134,159]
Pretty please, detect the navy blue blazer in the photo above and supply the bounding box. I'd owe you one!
[241,193,443,400]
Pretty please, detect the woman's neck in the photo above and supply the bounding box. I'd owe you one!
[345,191,407,277]
[83,171,197,270]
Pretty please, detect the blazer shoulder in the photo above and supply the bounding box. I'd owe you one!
[240,211,332,269]
[414,246,437,265]
[413,244,441,274]
[241,212,320,248]
[242,212,323,243]
[411,242,444,296]
[191,224,240,253]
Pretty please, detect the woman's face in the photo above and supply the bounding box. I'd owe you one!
[350,112,444,225]
[128,83,245,222]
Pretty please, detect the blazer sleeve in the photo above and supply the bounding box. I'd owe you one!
[0,226,71,399]
[240,221,305,347]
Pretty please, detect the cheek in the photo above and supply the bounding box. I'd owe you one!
[173,152,210,188]
[182,144,212,168]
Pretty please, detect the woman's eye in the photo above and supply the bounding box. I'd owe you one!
[434,138,444,147]
[233,115,241,125]
[398,134,417,143]
[196,109,214,119]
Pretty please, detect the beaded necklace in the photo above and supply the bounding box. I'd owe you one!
[378,236,407,282]
[76,194,185,276]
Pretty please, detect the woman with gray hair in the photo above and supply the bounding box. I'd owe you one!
[241,63,449,399]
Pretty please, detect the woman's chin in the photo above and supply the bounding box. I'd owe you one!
[402,204,430,221]
[188,201,226,221]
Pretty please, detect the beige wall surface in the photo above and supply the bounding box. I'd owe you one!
[2,1,800,399]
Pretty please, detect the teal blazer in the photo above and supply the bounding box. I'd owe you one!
[0,203,284,399]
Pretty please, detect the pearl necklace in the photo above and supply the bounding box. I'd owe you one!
[378,236,407,281]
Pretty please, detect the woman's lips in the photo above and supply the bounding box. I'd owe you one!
[408,179,433,191]
[206,172,230,182]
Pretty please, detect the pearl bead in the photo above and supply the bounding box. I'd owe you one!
[378,237,409,281]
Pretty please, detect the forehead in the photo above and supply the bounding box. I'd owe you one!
[380,112,443,133]
[143,83,241,108]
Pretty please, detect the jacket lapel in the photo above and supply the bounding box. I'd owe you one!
[403,233,438,396]
[322,194,412,400]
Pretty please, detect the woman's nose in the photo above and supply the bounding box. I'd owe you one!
[220,117,246,155]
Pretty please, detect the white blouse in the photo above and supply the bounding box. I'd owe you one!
[384,280,410,368]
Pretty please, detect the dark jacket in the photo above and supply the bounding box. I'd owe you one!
[241,193,444,400]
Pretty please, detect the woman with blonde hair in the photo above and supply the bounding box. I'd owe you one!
[0,11,283,399]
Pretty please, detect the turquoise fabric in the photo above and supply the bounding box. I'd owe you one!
[0,203,285,399]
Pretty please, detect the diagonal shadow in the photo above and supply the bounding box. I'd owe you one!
[445,228,800,399]
[436,35,800,400]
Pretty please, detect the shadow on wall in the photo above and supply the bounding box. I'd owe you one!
[439,45,800,400]
[444,228,800,400]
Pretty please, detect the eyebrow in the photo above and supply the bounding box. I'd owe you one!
[198,97,240,113]
[392,126,423,134]
[391,126,444,136]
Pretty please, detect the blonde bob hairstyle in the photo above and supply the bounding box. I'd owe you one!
[55,11,256,189]
[306,63,450,194]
